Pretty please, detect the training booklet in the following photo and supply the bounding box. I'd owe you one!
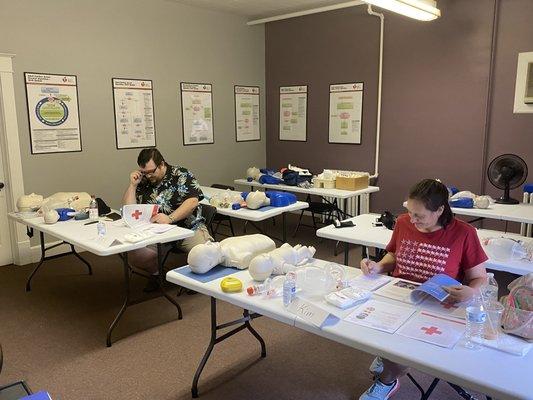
[344,299,416,334]
[374,274,461,305]
[348,274,392,292]
[122,204,175,233]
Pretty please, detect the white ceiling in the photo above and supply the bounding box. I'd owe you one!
[170,0,362,20]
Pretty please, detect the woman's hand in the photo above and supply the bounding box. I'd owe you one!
[443,285,475,303]
[360,258,382,275]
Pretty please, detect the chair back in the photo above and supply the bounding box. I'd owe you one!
[201,204,217,236]
[211,183,235,191]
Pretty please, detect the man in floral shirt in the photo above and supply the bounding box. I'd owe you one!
[122,148,212,291]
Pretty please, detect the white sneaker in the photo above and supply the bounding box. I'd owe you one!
[359,379,400,400]
[369,356,384,378]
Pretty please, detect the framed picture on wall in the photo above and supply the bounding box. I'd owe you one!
[112,78,156,150]
[328,82,363,145]
[234,85,260,142]
[180,82,214,145]
[279,85,307,141]
[24,72,82,154]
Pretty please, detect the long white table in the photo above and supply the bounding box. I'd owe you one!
[9,212,194,346]
[234,178,379,218]
[316,213,533,275]
[166,262,532,400]
[451,203,533,224]
[200,186,308,242]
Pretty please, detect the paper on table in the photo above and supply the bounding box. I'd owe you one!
[374,278,422,304]
[140,224,176,234]
[344,299,416,333]
[288,297,331,328]
[472,333,532,356]
[348,274,392,291]
[396,311,465,349]
[419,297,466,319]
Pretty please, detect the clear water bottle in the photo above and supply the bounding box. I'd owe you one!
[464,292,486,350]
[283,272,296,307]
[97,221,106,237]
[481,272,499,303]
[89,195,98,220]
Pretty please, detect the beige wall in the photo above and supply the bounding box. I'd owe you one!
[0,0,265,208]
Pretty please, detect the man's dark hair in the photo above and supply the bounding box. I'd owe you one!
[137,148,164,167]
[408,179,453,228]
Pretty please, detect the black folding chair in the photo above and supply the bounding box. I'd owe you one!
[210,184,236,239]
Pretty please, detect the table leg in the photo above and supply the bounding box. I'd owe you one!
[282,213,287,242]
[107,253,131,347]
[26,232,46,292]
[344,242,349,266]
[157,243,183,320]
[70,244,93,275]
[191,297,266,398]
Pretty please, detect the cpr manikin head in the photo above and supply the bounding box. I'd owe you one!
[17,193,44,211]
[248,243,316,281]
[187,241,224,274]
[246,167,262,181]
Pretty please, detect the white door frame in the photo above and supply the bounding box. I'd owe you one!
[0,53,32,265]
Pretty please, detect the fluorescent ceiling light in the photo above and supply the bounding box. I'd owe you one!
[362,0,441,21]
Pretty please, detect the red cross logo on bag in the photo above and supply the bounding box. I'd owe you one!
[131,210,143,220]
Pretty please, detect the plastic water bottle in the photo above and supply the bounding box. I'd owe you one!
[97,221,106,237]
[481,272,499,303]
[283,272,296,307]
[89,195,98,220]
[464,293,486,350]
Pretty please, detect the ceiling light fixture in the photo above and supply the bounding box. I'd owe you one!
[362,0,441,21]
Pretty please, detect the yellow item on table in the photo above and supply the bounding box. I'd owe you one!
[220,277,243,293]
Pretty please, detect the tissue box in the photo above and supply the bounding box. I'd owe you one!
[335,175,369,191]
[314,178,336,189]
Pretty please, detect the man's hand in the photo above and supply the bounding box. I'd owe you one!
[150,213,172,224]
[360,258,382,275]
[130,170,143,187]
[443,285,475,303]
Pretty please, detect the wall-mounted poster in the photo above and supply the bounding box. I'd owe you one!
[279,85,307,141]
[329,82,363,144]
[24,72,82,154]
[112,78,156,149]
[180,82,214,145]
[235,85,260,142]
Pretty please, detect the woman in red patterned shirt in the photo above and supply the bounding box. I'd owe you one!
[358,179,488,400]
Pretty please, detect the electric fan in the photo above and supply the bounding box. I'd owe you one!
[487,154,528,204]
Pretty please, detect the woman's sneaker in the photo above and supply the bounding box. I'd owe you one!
[369,356,384,379]
[359,379,400,400]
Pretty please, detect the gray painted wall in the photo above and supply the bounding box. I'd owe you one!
[0,0,265,208]
[265,0,533,217]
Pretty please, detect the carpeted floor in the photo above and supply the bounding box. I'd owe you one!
[0,216,487,400]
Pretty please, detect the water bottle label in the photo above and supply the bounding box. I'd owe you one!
[466,310,486,323]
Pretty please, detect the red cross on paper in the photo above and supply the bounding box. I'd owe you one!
[421,326,442,335]
[131,210,143,220]
[442,302,458,310]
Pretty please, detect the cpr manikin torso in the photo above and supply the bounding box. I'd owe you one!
[188,234,276,274]
[248,243,316,281]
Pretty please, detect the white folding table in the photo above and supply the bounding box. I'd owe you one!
[200,186,308,242]
[316,213,533,275]
[451,203,533,224]
[9,213,194,346]
[233,178,379,218]
[166,262,532,400]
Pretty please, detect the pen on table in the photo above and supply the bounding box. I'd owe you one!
[84,220,99,226]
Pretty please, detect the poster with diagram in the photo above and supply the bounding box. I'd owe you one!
[279,85,307,141]
[235,85,260,142]
[329,82,363,144]
[180,82,214,145]
[24,72,82,154]
[112,78,156,149]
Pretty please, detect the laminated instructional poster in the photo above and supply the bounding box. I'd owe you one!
[279,85,307,141]
[112,78,156,149]
[24,72,82,154]
[180,82,214,145]
[328,82,363,144]
[235,85,260,142]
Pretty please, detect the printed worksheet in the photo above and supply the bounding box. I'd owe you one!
[374,278,422,304]
[344,299,416,333]
[348,274,392,291]
[396,311,465,348]
[419,297,466,319]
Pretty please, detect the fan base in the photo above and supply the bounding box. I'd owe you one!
[496,197,519,205]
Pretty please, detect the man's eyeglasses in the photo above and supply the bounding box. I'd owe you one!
[140,165,159,177]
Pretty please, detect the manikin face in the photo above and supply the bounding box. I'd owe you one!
[139,159,165,184]
[406,198,444,232]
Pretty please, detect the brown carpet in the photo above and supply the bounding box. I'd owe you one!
[0,216,486,400]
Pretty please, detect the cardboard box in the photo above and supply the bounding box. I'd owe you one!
[314,178,336,189]
[335,175,369,191]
